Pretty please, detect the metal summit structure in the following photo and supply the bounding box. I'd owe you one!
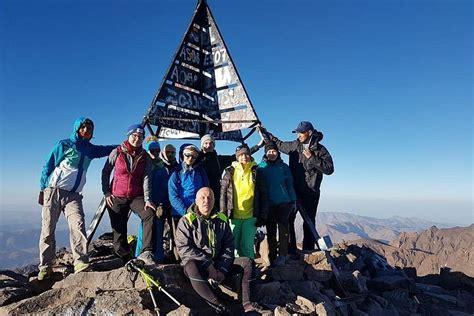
[143,0,260,143]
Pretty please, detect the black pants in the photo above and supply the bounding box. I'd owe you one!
[267,203,291,262]
[183,257,253,306]
[107,196,154,259]
[289,191,320,253]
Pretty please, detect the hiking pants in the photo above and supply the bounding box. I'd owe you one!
[230,217,257,259]
[289,191,320,253]
[107,196,154,259]
[135,217,164,262]
[183,257,253,306]
[267,203,291,262]
[39,187,88,270]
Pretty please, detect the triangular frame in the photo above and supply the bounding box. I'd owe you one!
[143,0,260,142]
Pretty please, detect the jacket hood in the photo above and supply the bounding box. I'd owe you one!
[70,117,94,142]
[178,143,200,162]
[301,130,323,148]
[159,144,177,166]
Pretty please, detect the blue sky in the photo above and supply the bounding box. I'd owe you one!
[1,0,472,225]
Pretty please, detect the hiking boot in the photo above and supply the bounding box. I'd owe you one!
[74,262,90,274]
[37,267,52,281]
[137,251,155,266]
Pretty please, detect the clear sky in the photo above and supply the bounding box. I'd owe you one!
[1,0,472,225]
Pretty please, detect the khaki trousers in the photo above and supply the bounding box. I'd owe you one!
[39,187,88,269]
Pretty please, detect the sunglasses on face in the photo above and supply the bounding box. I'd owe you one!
[183,152,197,158]
[166,151,176,155]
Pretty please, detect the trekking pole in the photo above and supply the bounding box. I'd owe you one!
[126,259,181,307]
[86,197,107,247]
[297,204,349,297]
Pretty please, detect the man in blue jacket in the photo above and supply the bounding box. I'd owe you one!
[38,118,116,280]
[258,141,297,265]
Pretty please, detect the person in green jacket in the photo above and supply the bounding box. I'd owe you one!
[220,144,268,259]
[258,141,297,265]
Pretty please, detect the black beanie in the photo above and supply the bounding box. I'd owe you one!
[264,141,278,153]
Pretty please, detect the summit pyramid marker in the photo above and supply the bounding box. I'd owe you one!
[143,0,260,142]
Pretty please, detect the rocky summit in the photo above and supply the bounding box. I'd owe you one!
[1,233,473,315]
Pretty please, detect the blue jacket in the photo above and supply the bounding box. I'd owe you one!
[40,117,116,192]
[258,157,297,206]
[168,144,209,217]
[148,157,173,207]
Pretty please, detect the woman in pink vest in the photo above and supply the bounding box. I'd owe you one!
[101,124,156,265]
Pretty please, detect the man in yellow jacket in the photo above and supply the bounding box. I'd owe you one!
[220,144,268,258]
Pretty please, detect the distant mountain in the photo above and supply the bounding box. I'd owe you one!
[350,224,474,276]
[294,211,451,244]
[0,229,70,269]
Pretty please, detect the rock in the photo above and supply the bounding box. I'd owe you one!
[303,259,333,282]
[0,270,33,306]
[288,280,321,300]
[253,282,296,306]
[367,273,411,291]
[167,304,192,316]
[340,270,368,294]
[294,295,316,314]
[382,289,417,314]
[301,251,326,265]
[271,261,305,281]
[315,301,337,316]
[274,305,291,316]
[53,268,146,291]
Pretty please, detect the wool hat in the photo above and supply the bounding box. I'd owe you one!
[235,144,250,158]
[144,136,160,152]
[200,134,215,148]
[264,141,278,154]
[127,124,145,137]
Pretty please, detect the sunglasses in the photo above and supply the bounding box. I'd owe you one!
[183,152,197,158]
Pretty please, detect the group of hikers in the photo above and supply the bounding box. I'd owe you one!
[38,117,334,313]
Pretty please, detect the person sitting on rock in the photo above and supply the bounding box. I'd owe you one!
[37,117,116,280]
[101,124,156,265]
[134,136,169,263]
[168,143,209,258]
[257,141,297,266]
[220,144,268,259]
[175,187,262,314]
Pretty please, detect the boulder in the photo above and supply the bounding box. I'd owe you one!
[315,301,337,316]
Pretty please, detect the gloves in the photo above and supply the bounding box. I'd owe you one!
[38,191,44,206]
[255,217,266,227]
[155,204,164,218]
